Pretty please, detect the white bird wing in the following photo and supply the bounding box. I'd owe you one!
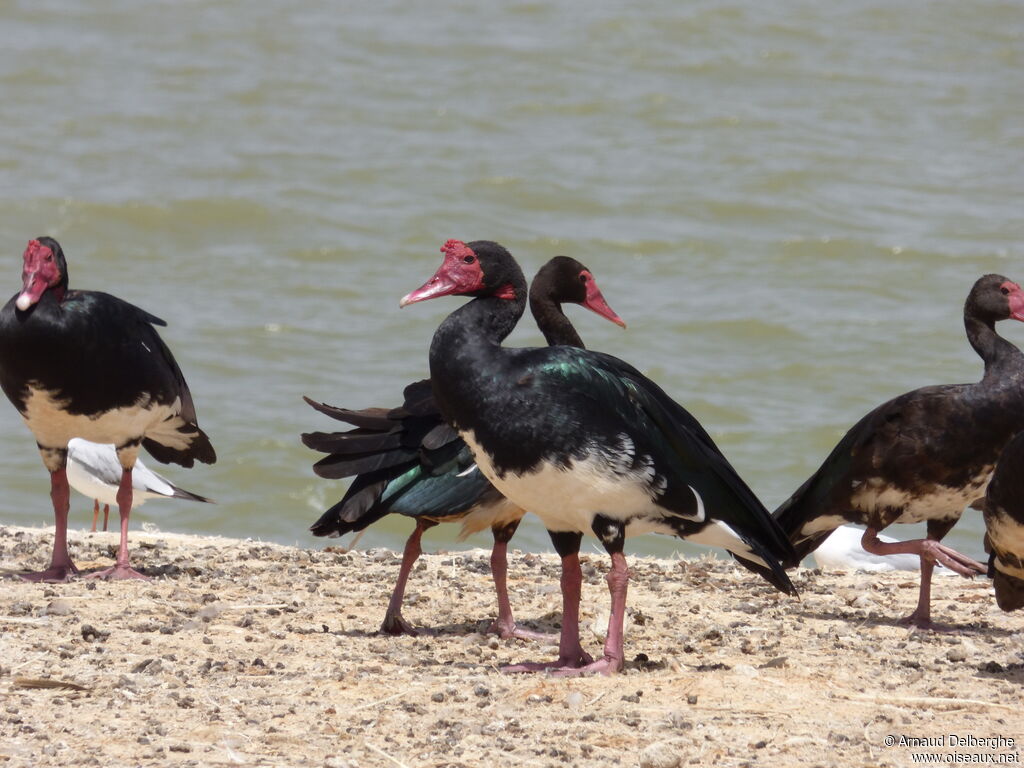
[131,460,177,497]
[67,440,124,487]
[67,439,176,500]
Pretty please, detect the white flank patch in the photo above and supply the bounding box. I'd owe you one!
[456,497,526,540]
[462,430,659,534]
[687,519,768,567]
[22,385,191,465]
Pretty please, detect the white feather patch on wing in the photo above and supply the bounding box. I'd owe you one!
[686,519,768,567]
[850,472,993,524]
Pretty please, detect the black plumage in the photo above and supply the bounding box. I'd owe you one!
[982,430,1024,611]
[302,255,626,637]
[774,274,1024,627]
[0,237,215,581]
[401,239,796,675]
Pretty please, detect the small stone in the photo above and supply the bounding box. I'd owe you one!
[564,691,585,710]
[474,685,490,698]
[946,648,967,663]
[44,599,74,616]
[732,664,759,678]
[197,604,221,621]
[386,652,417,667]
[431,692,445,703]
[639,740,682,768]
[851,594,873,609]
[80,624,109,642]
[668,711,692,729]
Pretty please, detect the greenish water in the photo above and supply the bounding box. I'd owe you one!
[1,1,1022,562]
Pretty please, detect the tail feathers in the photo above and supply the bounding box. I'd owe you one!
[730,536,798,596]
[309,464,406,536]
[308,442,486,536]
[310,483,392,537]
[169,485,214,504]
[303,396,394,430]
[786,531,834,568]
[311,446,417,480]
[422,422,458,450]
[772,481,845,568]
[399,379,438,416]
[142,425,216,468]
[301,428,402,455]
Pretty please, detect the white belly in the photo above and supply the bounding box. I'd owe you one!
[461,430,661,534]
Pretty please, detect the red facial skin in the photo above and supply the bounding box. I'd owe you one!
[400,240,486,307]
[1002,281,1024,322]
[16,239,62,310]
[579,269,626,328]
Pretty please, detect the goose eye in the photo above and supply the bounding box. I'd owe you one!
[463,255,475,264]
[579,273,588,283]
[1001,286,1010,295]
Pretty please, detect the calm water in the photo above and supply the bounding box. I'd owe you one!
[1,1,1022,562]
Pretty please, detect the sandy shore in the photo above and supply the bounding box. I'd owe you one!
[1,525,1022,768]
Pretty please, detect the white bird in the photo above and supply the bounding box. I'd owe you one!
[66,438,213,532]
[812,525,956,572]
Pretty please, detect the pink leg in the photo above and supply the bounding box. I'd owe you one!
[487,526,557,643]
[899,557,938,629]
[547,551,628,677]
[102,504,110,532]
[22,469,79,582]
[87,468,148,580]
[861,527,984,630]
[502,552,594,673]
[90,499,100,533]
[380,519,436,636]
